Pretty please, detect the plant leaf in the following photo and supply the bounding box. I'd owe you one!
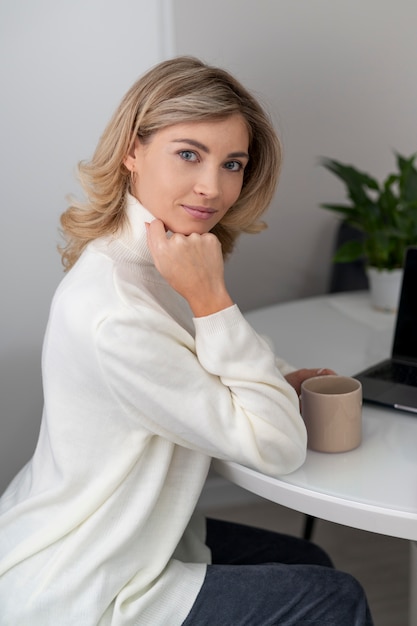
[320,157,379,207]
[320,151,417,269]
[396,152,417,202]
[333,239,365,263]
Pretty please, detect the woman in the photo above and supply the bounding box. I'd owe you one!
[0,57,373,625]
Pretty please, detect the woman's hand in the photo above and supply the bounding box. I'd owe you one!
[284,368,336,397]
[146,219,234,317]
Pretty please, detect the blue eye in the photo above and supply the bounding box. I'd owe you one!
[179,150,198,162]
[224,160,243,172]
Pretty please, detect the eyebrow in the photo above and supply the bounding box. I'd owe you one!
[172,138,249,160]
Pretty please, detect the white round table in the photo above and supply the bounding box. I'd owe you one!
[213,292,417,625]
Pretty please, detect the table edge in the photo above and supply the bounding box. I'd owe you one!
[212,459,417,542]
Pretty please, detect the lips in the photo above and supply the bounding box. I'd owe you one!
[182,205,217,220]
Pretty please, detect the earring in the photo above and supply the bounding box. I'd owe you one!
[129,169,138,194]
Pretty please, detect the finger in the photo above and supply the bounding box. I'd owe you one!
[146,219,167,255]
[316,368,337,376]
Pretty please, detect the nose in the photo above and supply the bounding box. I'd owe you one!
[193,165,220,198]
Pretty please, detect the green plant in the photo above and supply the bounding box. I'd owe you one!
[320,152,417,269]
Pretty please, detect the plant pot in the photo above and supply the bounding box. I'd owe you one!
[366,267,403,312]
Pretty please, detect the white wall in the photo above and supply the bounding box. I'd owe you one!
[0,0,171,491]
[173,0,417,311]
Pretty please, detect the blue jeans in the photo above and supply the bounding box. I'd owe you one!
[182,518,374,625]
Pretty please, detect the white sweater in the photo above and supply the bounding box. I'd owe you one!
[0,195,307,625]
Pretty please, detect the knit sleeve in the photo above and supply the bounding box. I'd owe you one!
[256,333,296,376]
[96,303,306,477]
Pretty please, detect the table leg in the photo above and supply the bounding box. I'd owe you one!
[410,541,417,626]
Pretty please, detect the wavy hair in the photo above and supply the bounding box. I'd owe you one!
[59,56,282,270]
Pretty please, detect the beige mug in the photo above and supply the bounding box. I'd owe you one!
[301,375,362,453]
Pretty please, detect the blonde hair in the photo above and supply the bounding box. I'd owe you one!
[59,56,282,270]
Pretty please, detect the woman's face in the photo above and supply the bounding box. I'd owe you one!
[125,115,250,234]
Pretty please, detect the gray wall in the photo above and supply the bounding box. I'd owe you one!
[1,0,417,492]
[0,0,172,491]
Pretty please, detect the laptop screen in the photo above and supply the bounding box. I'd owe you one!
[392,247,417,362]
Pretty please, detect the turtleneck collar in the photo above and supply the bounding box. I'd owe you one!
[105,193,156,266]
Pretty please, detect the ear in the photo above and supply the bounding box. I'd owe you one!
[123,136,140,172]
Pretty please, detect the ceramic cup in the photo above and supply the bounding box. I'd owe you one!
[301,375,362,453]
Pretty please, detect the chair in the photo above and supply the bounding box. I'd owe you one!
[328,221,368,294]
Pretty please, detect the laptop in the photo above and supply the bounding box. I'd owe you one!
[354,246,417,414]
